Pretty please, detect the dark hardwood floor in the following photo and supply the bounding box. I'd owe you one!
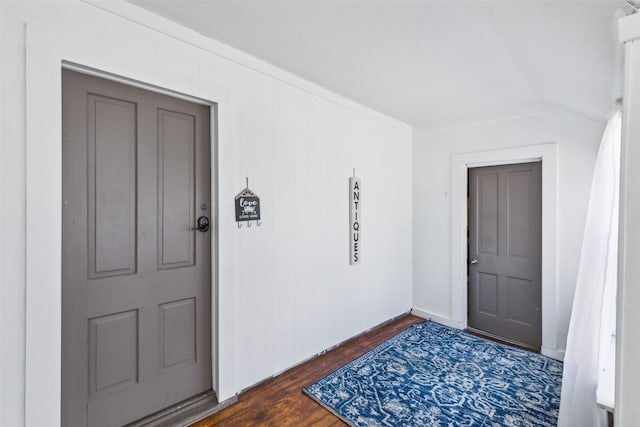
[191,314,424,426]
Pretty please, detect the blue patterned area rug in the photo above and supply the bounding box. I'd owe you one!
[303,321,562,426]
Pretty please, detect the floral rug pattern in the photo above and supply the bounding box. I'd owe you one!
[304,321,562,426]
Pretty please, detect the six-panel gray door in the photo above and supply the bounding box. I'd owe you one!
[468,162,542,349]
[62,69,212,427]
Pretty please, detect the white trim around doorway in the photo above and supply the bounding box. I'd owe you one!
[450,143,561,360]
[25,24,237,427]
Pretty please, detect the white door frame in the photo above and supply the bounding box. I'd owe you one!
[25,24,237,426]
[450,143,561,359]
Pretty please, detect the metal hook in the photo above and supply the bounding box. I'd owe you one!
[237,222,242,229]
[257,220,261,227]
[247,221,252,228]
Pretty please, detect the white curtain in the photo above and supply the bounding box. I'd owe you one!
[558,111,621,427]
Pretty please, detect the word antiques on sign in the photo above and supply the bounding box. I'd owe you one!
[235,177,261,228]
[349,174,361,265]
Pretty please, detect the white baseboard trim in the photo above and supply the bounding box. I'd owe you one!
[237,310,413,395]
[541,346,565,361]
[411,307,463,330]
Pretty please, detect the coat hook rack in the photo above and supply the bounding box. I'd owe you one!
[235,176,261,228]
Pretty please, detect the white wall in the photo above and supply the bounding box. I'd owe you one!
[412,108,604,355]
[0,1,5,423]
[617,12,640,426]
[1,2,26,426]
[0,1,412,426]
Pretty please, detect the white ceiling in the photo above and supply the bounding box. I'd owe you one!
[131,0,627,126]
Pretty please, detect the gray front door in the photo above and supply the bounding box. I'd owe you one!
[468,162,542,349]
[62,69,212,427]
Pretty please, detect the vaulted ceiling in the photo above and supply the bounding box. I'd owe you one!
[131,1,628,126]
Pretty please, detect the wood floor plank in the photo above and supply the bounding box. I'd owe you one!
[191,314,424,426]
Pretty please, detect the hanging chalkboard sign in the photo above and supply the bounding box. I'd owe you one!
[235,178,261,228]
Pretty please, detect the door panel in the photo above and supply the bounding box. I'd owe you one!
[88,310,139,399]
[62,69,212,427]
[88,95,137,278]
[478,173,499,256]
[477,273,499,317]
[468,162,542,349]
[506,277,534,324]
[507,170,533,259]
[158,109,196,268]
[160,298,196,371]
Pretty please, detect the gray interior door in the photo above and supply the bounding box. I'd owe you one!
[62,69,212,427]
[468,162,542,349]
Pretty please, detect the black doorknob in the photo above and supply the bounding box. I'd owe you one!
[192,216,209,232]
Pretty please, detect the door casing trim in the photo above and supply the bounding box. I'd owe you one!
[25,24,237,426]
[451,143,561,360]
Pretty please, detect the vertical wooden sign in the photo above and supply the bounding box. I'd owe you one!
[349,177,361,265]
